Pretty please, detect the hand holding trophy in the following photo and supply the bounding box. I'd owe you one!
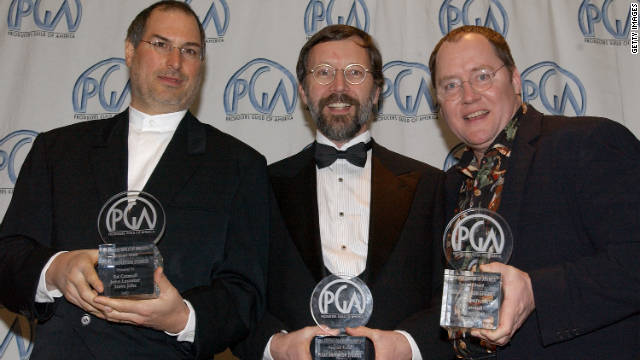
[309,274,374,360]
[440,208,513,357]
[96,191,165,299]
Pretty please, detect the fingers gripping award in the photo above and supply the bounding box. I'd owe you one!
[97,191,165,299]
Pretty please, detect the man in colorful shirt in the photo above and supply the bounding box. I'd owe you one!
[429,25,640,359]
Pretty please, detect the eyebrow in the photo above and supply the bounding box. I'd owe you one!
[437,65,497,84]
[148,34,201,48]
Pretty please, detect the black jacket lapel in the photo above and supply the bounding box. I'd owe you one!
[142,112,206,206]
[366,143,420,283]
[272,145,325,282]
[89,111,128,204]
[499,107,543,239]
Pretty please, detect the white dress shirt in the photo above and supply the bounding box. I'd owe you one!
[264,130,423,360]
[36,106,196,342]
[316,130,371,277]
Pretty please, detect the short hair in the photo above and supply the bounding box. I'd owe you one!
[296,25,384,89]
[126,0,206,59]
[428,25,515,88]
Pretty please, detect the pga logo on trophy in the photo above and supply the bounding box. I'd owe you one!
[97,191,166,299]
[440,208,513,331]
[310,274,374,360]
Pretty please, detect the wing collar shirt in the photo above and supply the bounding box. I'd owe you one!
[36,106,195,342]
[316,130,371,278]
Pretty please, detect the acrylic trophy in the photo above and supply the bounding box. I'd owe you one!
[96,191,165,299]
[440,208,513,331]
[309,274,374,360]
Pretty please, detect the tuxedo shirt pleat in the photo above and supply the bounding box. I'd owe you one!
[316,131,371,277]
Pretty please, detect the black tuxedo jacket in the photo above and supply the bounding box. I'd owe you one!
[445,106,640,359]
[0,110,270,359]
[234,141,453,359]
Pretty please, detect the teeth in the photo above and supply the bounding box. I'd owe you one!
[464,110,488,119]
[327,102,350,108]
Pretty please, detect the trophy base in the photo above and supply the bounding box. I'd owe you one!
[311,335,374,360]
[97,242,162,299]
[440,269,501,329]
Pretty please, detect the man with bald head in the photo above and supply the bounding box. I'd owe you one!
[0,2,269,359]
[430,25,640,359]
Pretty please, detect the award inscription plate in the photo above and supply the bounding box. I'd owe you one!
[96,191,165,299]
[440,208,513,330]
[310,275,374,360]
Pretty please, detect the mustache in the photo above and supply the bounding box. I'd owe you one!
[318,93,359,110]
[157,69,186,81]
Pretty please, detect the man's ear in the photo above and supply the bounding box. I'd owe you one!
[511,67,522,95]
[298,83,308,108]
[125,40,135,67]
[372,85,380,105]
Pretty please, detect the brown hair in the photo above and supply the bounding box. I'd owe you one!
[296,25,383,89]
[428,25,515,88]
[126,0,206,59]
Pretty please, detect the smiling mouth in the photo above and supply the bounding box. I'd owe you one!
[464,110,489,120]
[327,102,351,109]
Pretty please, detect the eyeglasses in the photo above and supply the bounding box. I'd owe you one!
[437,64,506,101]
[140,39,203,61]
[309,63,370,85]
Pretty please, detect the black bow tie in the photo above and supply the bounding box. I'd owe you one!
[314,141,372,169]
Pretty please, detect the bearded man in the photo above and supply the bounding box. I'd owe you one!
[233,24,453,360]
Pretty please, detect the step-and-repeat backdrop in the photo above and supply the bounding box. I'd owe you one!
[1,0,638,358]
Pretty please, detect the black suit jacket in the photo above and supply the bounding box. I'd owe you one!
[234,141,453,359]
[0,110,270,359]
[445,106,640,359]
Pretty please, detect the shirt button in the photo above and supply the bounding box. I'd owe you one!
[341,245,347,250]
[81,314,91,326]
[338,178,343,182]
[339,212,344,217]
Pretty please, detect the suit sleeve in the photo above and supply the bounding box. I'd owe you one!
[530,119,640,346]
[231,186,292,360]
[0,133,59,320]
[395,170,455,359]
[183,152,270,359]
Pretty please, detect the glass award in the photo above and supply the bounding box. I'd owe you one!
[96,191,165,299]
[440,208,513,331]
[309,274,374,360]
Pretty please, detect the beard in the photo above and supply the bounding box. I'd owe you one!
[308,91,375,142]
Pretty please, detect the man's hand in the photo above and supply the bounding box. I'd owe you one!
[270,326,339,360]
[470,262,535,346]
[346,327,412,360]
[93,267,189,333]
[45,249,106,316]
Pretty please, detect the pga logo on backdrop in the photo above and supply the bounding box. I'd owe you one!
[0,130,38,188]
[521,61,586,116]
[224,58,297,122]
[579,0,639,44]
[377,61,438,123]
[7,0,82,38]
[304,0,370,37]
[185,0,229,43]
[0,309,34,360]
[72,58,130,121]
[439,0,508,36]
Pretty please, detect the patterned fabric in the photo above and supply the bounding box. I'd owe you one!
[450,103,526,359]
[455,105,523,213]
